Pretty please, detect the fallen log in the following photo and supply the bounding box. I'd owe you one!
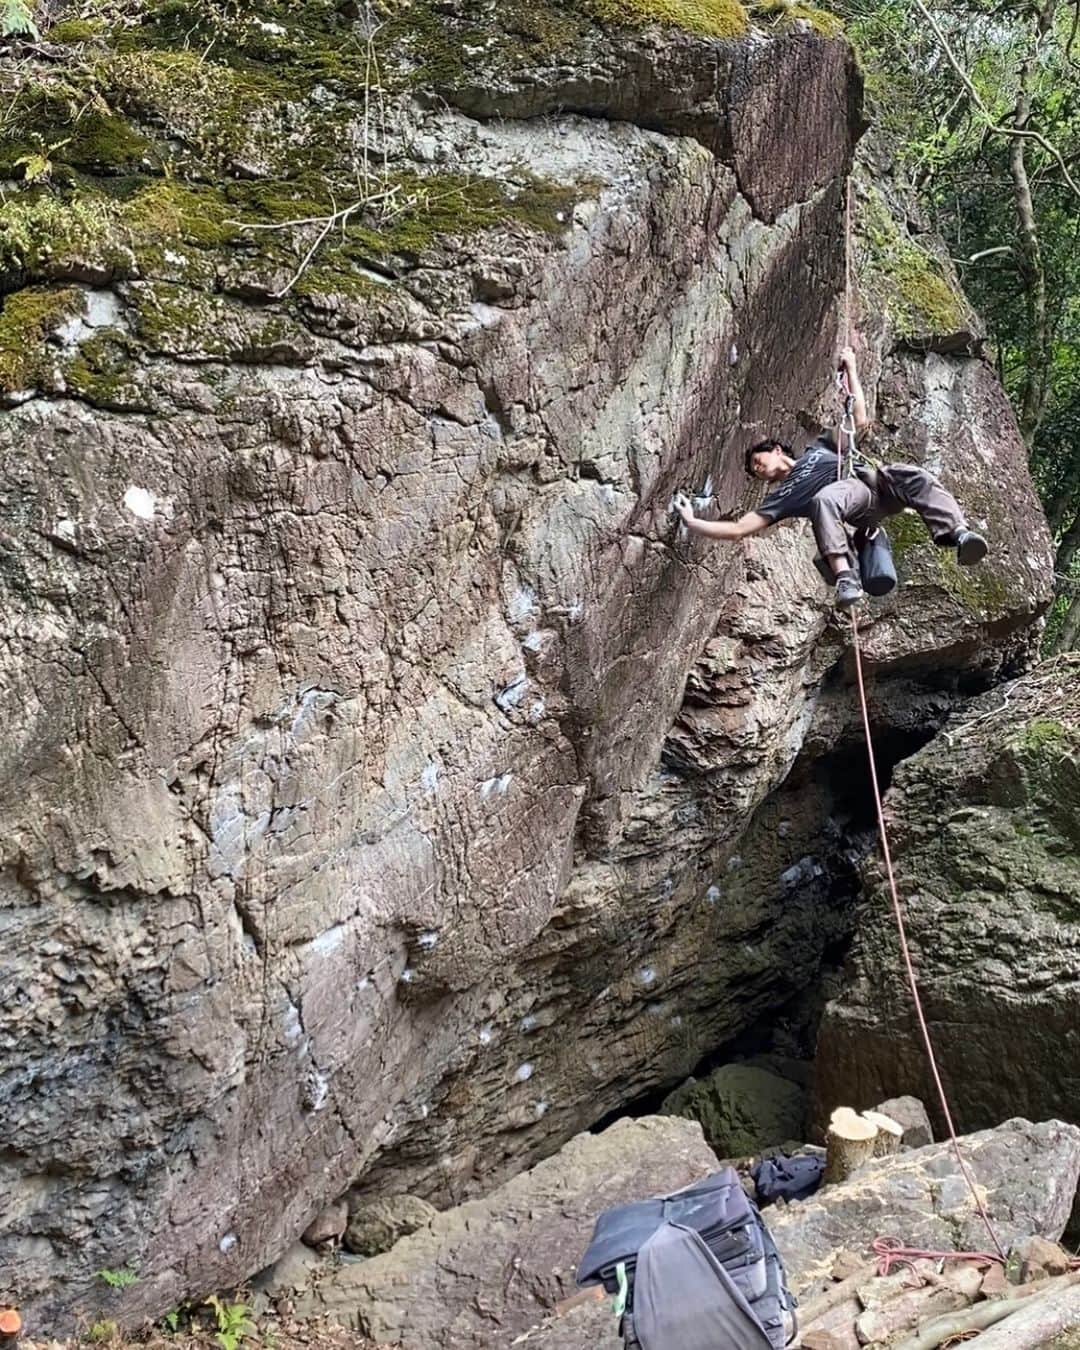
[970,1274,1080,1347]
[890,1296,1018,1350]
[892,1268,1080,1350]
[798,1263,879,1328]
[824,1108,879,1184]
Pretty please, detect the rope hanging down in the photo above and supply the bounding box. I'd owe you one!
[837,177,1006,1262]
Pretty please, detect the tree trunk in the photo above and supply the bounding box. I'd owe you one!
[824,1108,879,1183]
[1055,507,1080,578]
[1054,591,1080,653]
[1010,0,1059,448]
[863,1111,904,1157]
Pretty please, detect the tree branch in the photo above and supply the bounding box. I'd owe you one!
[908,0,1080,201]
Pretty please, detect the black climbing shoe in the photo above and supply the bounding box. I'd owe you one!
[835,570,864,608]
[955,530,988,566]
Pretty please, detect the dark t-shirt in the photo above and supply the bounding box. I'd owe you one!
[756,440,841,524]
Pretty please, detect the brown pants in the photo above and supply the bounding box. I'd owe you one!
[809,463,967,564]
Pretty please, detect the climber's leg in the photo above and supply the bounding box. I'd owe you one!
[879,464,988,564]
[809,479,876,607]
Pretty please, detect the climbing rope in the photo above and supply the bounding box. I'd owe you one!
[837,177,1007,1262]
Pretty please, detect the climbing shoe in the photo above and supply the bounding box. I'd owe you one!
[955,529,988,566]
[834,570,864,608]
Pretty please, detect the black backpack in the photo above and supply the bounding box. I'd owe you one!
[575,1167,797,1349]
[751,1152,825,1206]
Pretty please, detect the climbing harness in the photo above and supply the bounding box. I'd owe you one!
[838,178,1006,1262]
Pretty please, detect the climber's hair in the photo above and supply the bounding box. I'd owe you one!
[744,439,790,477]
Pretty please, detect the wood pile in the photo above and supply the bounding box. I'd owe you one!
[797,1237,1080,1349]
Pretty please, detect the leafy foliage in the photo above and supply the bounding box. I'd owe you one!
[96,1266,139,1290]
[826,0,1080,646]
[1,0,37,37]
[205,1295,256,1350]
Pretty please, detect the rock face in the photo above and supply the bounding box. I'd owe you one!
[661,1062,805,1157]
[275,1114,1080,1348]
[0,0,1053,1333]
[815,657,1080,1133]
[298,1115,717,1349]
[769,1117,1080,1297]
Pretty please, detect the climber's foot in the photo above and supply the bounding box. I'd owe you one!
[955,529,988,566]
[835,570,864,608]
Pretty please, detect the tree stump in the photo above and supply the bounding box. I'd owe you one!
[824,1107,879,1183]
[864,1110,904,1158]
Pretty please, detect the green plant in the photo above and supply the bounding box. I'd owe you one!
[1,0,37,37]
[205,1295,256,1350]
[85,1320,119,1344]
[162,1308,181,1332]
[95,1267,138,1290]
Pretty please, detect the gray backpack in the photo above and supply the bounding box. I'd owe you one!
[576,1167,796,1350]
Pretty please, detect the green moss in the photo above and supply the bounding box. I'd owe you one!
[883,507,1010,614]
[375,0,589,91]
[880,507,927,564]
[0,286,84,396]
[857,186,968,341]
[46,17,105,42]
[130,282,231,356]
[64,329,148,409]
[0,190,122,279]
[1018,719,1073,755]
[60,109,152,174]
[581,0,748,36]
[750,0,842,34]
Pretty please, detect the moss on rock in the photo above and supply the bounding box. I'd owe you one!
[45,17,105,42]
[0,286,85,396]
[63,329,148,409]
[857,186,968,342]
[884,507,1011,614]
[750,0,842,34]
[581,0,748,37]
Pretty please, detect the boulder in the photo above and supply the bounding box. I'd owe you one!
[1010,1234,1073,1283]
[302,1201,349,1250]
[298,1115,718,1348]
[0,1,1055,1335]
[250,1242,325,1299]
[512,1298,620,1350]
[344,1197,438,1258]
[816,658,1080,1135]
[769,1117,1080,1298]
[873,1096,933,1149]
[661,1063,805,1158]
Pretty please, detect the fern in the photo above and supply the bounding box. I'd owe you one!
[1,0,38,38]
[95,1267,139,1290]
[205,1295,255,1350]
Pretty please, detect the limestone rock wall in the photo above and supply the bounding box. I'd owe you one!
[0,1,1053,1332]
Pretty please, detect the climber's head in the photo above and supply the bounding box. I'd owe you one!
[744,439,792,482]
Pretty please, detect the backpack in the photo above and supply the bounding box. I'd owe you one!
[751,1152,825,1206]
[855,524,897,596]
[812,522,897,597]
[575,1167,797,1350]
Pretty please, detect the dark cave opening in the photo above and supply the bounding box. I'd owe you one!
[590,716,940,1138]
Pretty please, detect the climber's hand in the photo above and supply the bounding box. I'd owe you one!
[839,345,858,376]
[672,492,694,524]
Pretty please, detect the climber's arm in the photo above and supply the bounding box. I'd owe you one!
[840,346,870,432]
[673,494,770,541]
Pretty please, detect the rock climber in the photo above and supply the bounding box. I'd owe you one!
[673,347,988,607]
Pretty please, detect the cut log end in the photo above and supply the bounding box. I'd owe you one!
[0,1306,21,1337]
[824,1107,881,1184]
[864,1110,904,1157]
